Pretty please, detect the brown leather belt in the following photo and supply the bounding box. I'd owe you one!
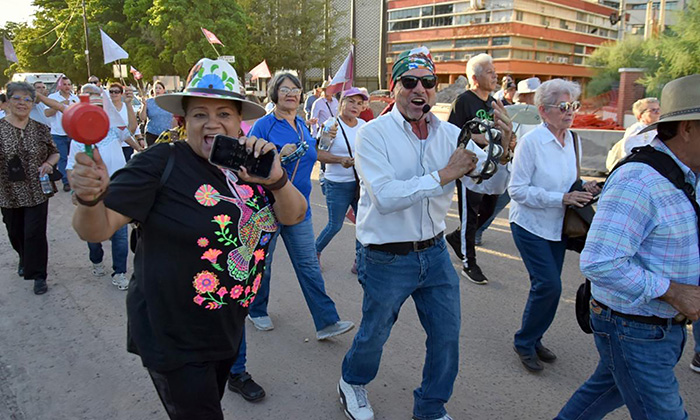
[593,299,689,326]
[368,232,444,255]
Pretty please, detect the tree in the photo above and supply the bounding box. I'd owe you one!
[586,38,660,97]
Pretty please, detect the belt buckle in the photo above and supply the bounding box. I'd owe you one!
[413,241,421,252]
[673,313,688,324]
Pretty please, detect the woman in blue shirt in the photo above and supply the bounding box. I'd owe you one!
[139,81,174,146]
[225,73,355,402]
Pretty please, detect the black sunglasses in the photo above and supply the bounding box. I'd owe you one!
[400,75,437,90]
[109,89,122,94]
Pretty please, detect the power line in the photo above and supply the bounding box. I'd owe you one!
[37,11,77,56]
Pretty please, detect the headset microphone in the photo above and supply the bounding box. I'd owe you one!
[421,104,431,114]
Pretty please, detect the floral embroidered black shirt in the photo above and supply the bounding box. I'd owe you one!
[104,142,278,370]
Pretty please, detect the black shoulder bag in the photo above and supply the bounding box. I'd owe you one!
[575,145,700,334]
[336,119,361,202]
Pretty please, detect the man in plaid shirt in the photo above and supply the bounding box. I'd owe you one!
[557,75,700,419]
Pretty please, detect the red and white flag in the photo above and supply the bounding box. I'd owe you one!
[201,28,224,46]
[130,66,143,80]
[325,49,354,96]
[249,60,271,81]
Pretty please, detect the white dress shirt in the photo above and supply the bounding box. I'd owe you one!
[66,128,127,177]
[622,121,656,156]
[47,91,79,136]
[29,103,50,126]
[325,118,365,183]
[508,124,579,241]
[355,104,509,246]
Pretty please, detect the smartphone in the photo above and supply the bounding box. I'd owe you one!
[209,134,275,179]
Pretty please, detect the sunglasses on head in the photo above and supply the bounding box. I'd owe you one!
[546,101,581,113]
[399,75,437,90]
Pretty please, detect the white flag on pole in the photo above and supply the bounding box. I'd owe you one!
[3,37,18,63]
[100,29,129,64]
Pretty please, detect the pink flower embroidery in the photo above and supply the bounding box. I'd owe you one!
[206,302,222,310]
[237,184,254,199]
[193,271,219,294]
[252,274,262,293]
[217,287,228,297]
[197,237,210,248]
[253,249,265,264]
[213,214,232,229]
[201,248,223,264]
[241,300,250,308]
[193,295,205,306]
[249,295,256,303]
[245,286,251,296]
[230,285,244,299]
[195,184,220,206]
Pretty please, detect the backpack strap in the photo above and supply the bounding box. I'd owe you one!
[160,142,176,187]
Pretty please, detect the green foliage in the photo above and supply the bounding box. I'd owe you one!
[586,38,660,96]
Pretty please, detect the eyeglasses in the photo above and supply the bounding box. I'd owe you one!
[399,75,438,90]
[279,87,302,96]
[545,101,581,113]
[10,95,33,103]
[643,108,661,114]
[88,80,99,84]
[109,90,122,94]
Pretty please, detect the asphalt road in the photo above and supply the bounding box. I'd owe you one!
[1,168,698,420]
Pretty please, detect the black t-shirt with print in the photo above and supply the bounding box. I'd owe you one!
[104,142,278,371]
[447,90,495,130]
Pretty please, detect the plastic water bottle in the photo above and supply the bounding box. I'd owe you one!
[318,117,337,151]
[39,174,53,195]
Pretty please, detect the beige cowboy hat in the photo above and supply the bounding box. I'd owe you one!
[639,74,700,134]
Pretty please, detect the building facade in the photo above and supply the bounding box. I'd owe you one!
[386,0,620,87]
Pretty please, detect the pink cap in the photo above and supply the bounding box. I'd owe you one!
[340,87,369,101]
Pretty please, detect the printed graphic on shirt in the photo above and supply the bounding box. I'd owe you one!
[192,180,278,310]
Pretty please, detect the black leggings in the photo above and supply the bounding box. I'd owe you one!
[147,358,236,420]
[1,200,49,280]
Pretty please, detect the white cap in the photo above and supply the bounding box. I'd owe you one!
[517,77,541,94]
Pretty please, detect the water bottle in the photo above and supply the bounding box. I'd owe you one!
[39,174,54,195]
[318,117,336,151]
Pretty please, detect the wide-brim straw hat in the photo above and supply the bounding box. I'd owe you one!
[156,58,266,120]
[639,74,700,134]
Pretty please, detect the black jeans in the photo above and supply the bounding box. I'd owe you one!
[1,200,49,280]
[147,357,236,420]
[452,180,499,266]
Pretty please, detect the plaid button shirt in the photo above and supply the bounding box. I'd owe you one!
[582,139,700,318]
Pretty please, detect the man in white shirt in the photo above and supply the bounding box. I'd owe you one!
[310,81,339,136]
[605,97,660,171]
[45,75,79,191]
[337,47,511,420]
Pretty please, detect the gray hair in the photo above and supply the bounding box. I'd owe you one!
[5,82,36,101]
[535,79,581,107]
[632,97,659,119]
[466,53,493,88]
[267,72,302,104]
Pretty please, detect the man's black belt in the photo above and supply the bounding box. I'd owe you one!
[368,232,443,255]
[593,299,688,326]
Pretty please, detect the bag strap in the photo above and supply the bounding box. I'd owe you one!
[613,145,700,243]
[324,100,335,118]
[336,117,361,186]
[160,143,176,187]
[571,131,580,180]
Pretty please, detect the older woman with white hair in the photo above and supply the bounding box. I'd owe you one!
[508,79,601,372]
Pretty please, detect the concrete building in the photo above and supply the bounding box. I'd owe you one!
[385,0,620,87]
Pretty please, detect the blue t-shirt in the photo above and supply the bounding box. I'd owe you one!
[145,98,174,136]
[250,113,317,220]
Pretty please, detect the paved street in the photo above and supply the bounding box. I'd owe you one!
[1,168,698,420]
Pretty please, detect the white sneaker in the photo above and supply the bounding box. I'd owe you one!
[247,315,274,331]
[413,415,453,420]
[112,273,129,291]
[317,320,355,340]
[338,377,374,420]
[92,263,106,277]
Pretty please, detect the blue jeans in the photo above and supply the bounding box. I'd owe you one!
[342,240,460,420]
[52,135,71,185]
[231,325,247,375]
[475,191,510,240]
[694,320,700,354]
[87,225,128,275]
[315,180,358,254]
[511,223,567,355]
[557,300,688,420]
[249,216,340,330]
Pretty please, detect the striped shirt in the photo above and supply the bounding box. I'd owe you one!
[581,139,700,318]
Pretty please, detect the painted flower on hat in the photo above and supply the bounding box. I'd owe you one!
[197,74,226,90]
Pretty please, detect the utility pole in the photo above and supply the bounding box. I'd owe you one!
[350,0,356,80]
[618,0,626,41]
[644,0,653,40]
[378,0,388,90]
[82,0,90,78]
[658,0,667,33]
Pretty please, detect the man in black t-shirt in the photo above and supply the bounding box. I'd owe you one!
[446,53,511,285]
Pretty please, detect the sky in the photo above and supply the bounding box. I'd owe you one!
[0,0,38,27]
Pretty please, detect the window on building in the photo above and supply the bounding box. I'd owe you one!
[422,18,434,27]
[552,42,571,52]
[515,10,524,21]
[541,15,550,26]
[434,16,454,26]
[492,36,511,46]
[599,28,608,37]
[432,52,455,62]
[492,11,512,22]
[575,23,587,32]
[513,37,535,47]
[422,6,434,15]
[435,4,454,15]
[422,40,454,50]
[576,11,586,21]
[573,56,584,65]
[631,24,645,35]
[390,43,418,52]
[559,19,569,30]
[456,13,488,25]
[389,8,421,20]
[390,20,420,31]
[455,37,490,48]
[537,40,549,48]
[512,49,534,60]
[574,45,584,54]
[491,49,510,59]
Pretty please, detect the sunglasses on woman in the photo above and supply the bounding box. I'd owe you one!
[400,75,438,90]
[109,89,123,94]
[279,87,302,96]
[546,101,581,113]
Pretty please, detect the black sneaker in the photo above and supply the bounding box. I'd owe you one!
[462,264,488,285]
[17,263,24,277]
[33,279,48,295]
[445,230,464,261]
[63,183,71,192]
[691,352,700,373]
[228,371,265,402]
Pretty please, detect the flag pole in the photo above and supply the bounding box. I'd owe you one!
[208,41,221,58]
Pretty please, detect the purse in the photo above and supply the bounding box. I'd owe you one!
[562,132,594,239]
[7,155,26,182]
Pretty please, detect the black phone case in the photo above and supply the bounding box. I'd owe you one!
[209,134,275,179]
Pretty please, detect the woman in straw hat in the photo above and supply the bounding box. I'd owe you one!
[70,57,307,419]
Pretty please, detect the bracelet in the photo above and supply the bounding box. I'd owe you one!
[75,188,108,207]
[266,168,289,191]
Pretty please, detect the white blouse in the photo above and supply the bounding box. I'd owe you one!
[508,124,579,241]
